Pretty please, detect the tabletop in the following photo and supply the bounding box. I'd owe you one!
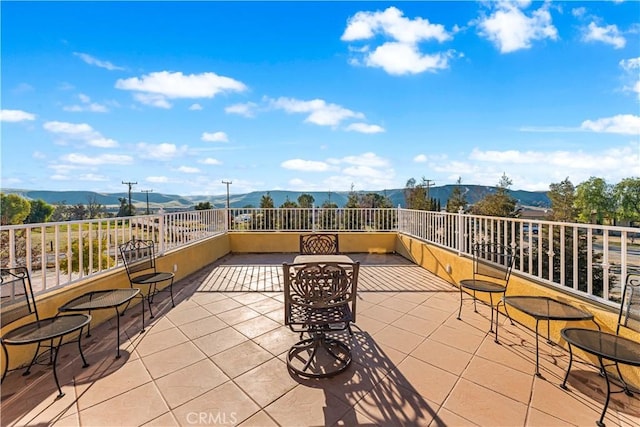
[293,254,354,264]
[59,288,140,312]
[503,296,594,321]
[562,328,640,366]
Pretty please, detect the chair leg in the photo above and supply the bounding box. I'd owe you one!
[457,287,464,320]
[472,290,478,312]
[52,337,65,399]
[488,294,495,333]
[560,343,574,390]
[614,361,633,397]
[140,294,146,333]
[24,341,42,376]
[597,356,610,427]
[77,328,89,368]
[169,279,175,307]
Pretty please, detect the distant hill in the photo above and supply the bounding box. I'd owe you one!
[2,186,550,212]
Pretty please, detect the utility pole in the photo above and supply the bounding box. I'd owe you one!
[122,181,137,216]
[424,179,435,210]
[141,189,153,215]
[222,180,232,228]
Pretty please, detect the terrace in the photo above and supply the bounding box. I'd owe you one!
[1,208,639,426]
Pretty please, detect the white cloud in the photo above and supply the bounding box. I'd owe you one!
[43,121,119,148]
[342,6,453,75]
[413,154,428,162]
[1,109,36,122]
[620,57,640,99]
[345,123,385,133]
[60,153,133,165]
[176,166,200,173]
[73,52,124,71]
[225,102,258,117]
[147,176,169,183]
[571,7,586,18]
[580,114,640,135]
[366,42,452,75]
[477,2,558,53]
[189,103,203,111]
[620,57,640,71]
[133,93,172,109]
[431,143,639,191]
[582,22,625,49]
[116,71,247,108]
[200,158,222,165]
[137,142,185,160]
[270,97,364,127]
[63,93,109,113]
[339,152,390,168]
[281,159,331,172]
[342,6,451,44]
[78,173,109,182]
[201,131,229,142]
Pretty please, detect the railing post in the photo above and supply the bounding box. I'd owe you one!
[457,208,464,256]
[158,212,166,255]
[312,205,316,232]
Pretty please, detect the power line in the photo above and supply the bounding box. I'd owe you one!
[122,181,137,216]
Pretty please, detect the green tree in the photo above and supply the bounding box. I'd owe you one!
[404,178,430,210]
[613,177,640,224]
[61,236,114,274]
[117,197,135,217]
[69,204,88,221]
[547,177,576,221]
[446,177,467,213]
[195,201,213,210]
[280,198,299,230]
[470,173,517,217]
[87,195,105,219]
[26,199,54,224]
[259,192,275,229]
[1,193,31,225]
[575,177,614,224]
[297,194,315,208]
[50,201,70,222]
[320,200,339,230]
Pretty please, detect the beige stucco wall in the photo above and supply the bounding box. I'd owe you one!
[2,231,637,387]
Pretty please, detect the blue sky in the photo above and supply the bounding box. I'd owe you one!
[1,1,639,197]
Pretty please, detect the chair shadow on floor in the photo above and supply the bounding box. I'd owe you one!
[563,368,640,422]
[288,327,447,426]
[0,304,144,426]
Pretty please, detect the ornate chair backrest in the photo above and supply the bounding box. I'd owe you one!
[283,261,359,324]
[617,272,640,335]
[119,239,157,281]
[1,267,39,327]
[299,234,339,255]
[472,242,515,287]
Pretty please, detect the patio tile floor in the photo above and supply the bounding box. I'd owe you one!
[1,253,639,426]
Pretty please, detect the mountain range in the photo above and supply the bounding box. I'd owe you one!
[3,186,551,212]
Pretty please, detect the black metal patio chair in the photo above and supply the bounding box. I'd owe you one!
[119,238,175,320]
[457,242,515,335]
[299,233,340,255]
[1,267,91,398]
[283,260,359,378]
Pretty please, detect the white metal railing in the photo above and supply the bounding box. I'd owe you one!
[1,207,638,307]
[1,209,226,295]
[227,207,397,231]
[397,209,640,306]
